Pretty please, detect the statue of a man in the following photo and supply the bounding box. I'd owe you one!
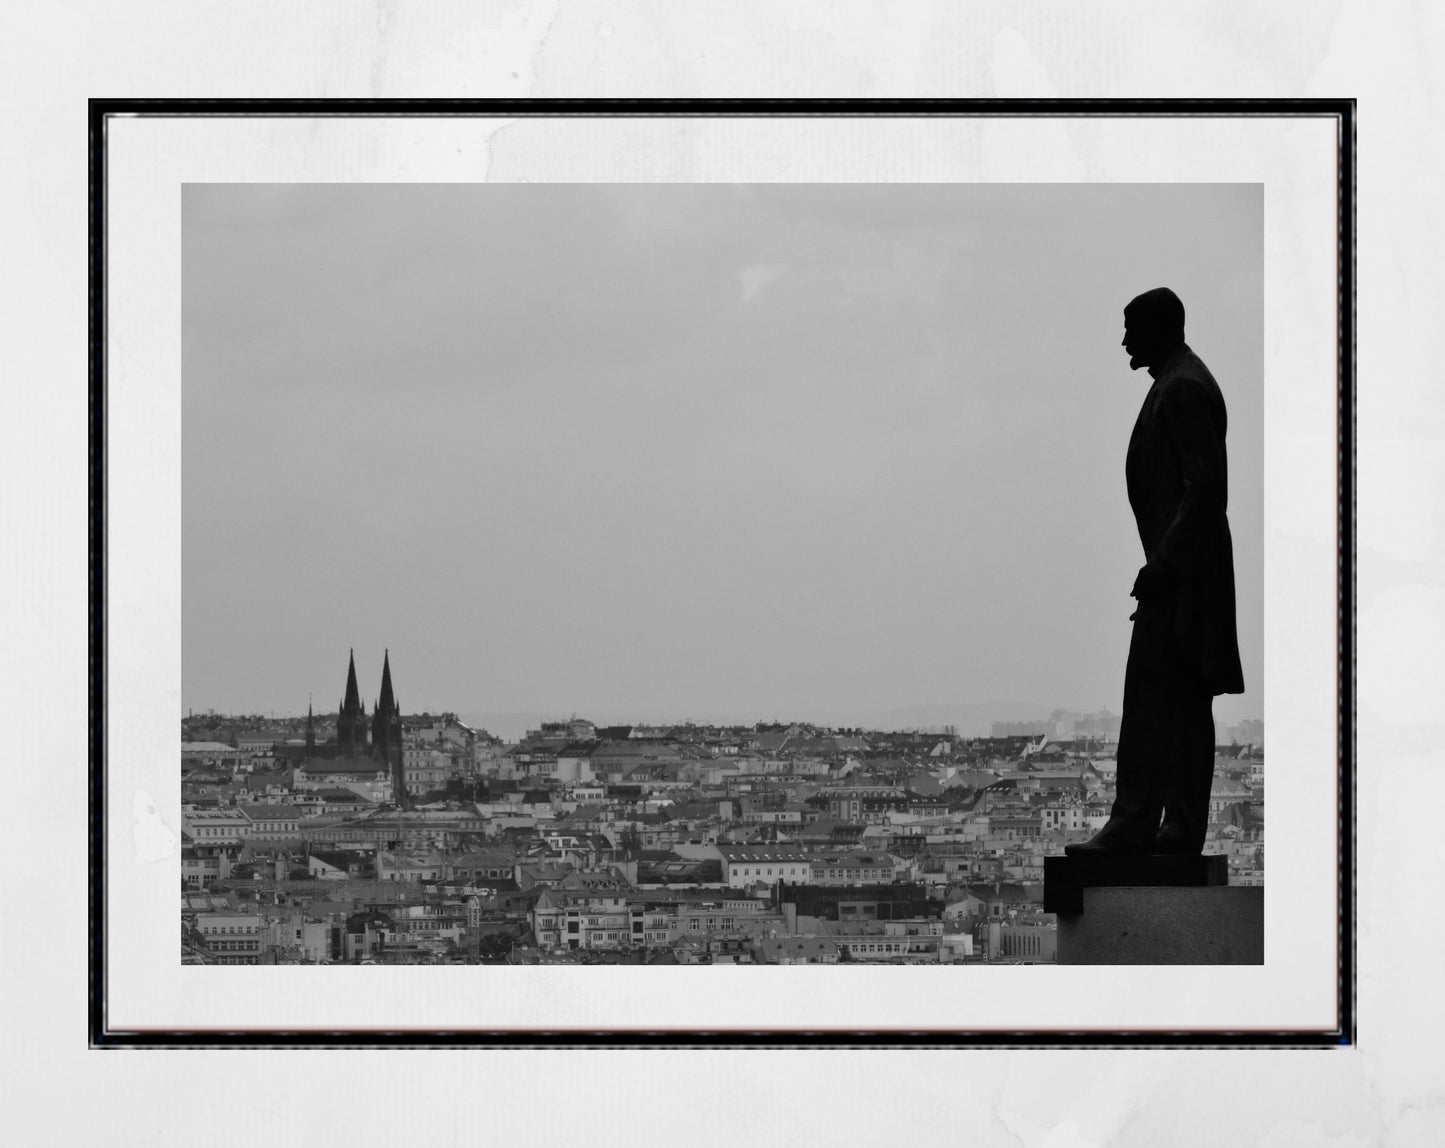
[1066,287,1245,856]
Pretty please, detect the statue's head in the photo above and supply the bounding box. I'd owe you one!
[1122,287,1186,371]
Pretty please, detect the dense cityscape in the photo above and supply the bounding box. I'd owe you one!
[181,651,1265,966]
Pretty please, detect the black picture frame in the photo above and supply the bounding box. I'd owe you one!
[89,97,1354,1048]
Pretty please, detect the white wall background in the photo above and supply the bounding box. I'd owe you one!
[5,2,1440,1146]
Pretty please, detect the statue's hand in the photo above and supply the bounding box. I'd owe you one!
[1130,561,1174,602]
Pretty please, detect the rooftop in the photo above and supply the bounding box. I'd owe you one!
[238,804,301,819]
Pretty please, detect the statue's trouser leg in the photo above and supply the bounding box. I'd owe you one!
[1109,599,1181,847]
[1158,688,1215,853]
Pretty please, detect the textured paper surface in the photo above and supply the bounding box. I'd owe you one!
[6,1,1439,1144]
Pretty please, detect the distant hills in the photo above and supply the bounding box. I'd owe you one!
[461,698,1055,743]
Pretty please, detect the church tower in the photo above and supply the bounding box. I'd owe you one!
[372,649,406,807]
[305,701,316,755]
[336,648,368,755]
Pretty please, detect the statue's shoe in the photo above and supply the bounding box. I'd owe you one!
[1151,828,1202,856]
[1063,832,1149,857]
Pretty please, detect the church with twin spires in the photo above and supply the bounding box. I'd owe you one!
[304,648,407,808]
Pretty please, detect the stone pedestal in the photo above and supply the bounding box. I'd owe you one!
[1045,854,1262,965]
[1057,886,1263,964]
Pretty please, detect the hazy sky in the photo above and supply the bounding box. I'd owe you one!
[183,183,1262,737]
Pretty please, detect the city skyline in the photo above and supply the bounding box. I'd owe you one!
[185,685,1263,749]
[179,697,1267,968]
[184,183,1263,730]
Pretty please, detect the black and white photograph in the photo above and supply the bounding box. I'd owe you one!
[179,180,1265,972]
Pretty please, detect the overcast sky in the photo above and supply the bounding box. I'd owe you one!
[183,182,1262,738]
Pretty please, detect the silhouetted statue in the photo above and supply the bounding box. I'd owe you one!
[1066,288,1245,856]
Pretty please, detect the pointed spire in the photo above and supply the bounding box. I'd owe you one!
[378,649,395,714]
[343,648,362,711]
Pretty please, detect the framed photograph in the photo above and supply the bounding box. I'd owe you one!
[91,100,1352,1046]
